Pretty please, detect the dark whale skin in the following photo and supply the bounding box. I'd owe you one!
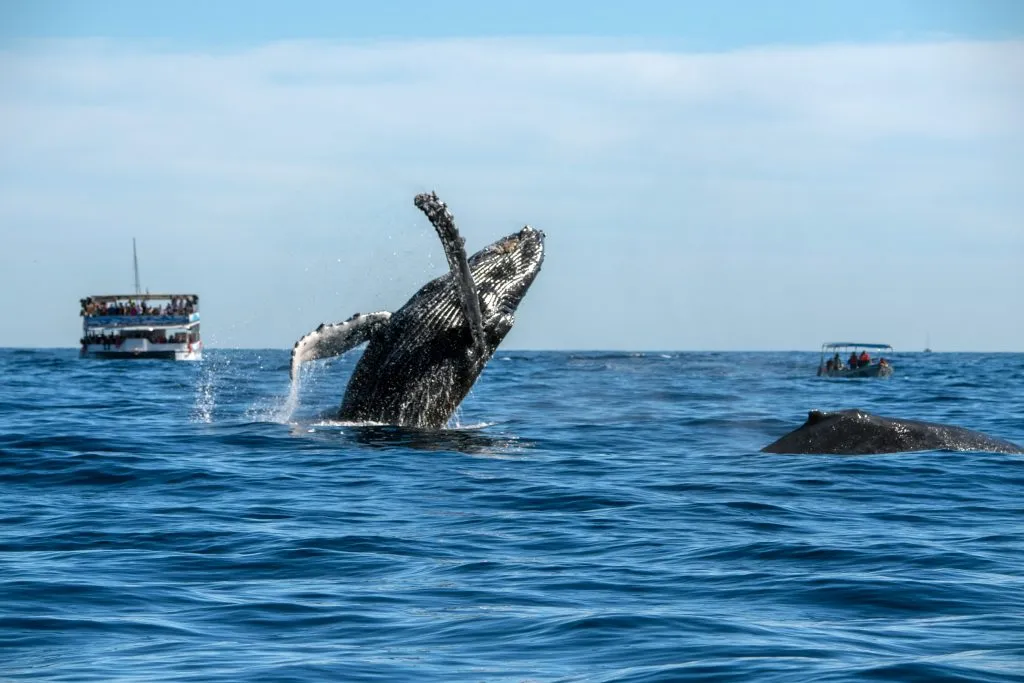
[340,226,544,428]
[290,194,545,430]
[762,409,1024,455]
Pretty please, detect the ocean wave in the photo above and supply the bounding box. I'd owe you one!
[2,349,1023,681]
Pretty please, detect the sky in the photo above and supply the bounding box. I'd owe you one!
[1,1,1022,351]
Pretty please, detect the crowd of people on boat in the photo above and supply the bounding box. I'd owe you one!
[80,295,198,318]
[821,350,890,375]
[81,332,129,349]
[81,330,195,349]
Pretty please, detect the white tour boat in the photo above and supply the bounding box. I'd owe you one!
[78,240,202,360]
[79,294,202,360]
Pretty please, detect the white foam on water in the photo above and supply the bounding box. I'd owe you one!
[309,419,387,428]
[450,421,495,430]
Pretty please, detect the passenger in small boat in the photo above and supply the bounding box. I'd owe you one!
[858,350,871,367]
[848,352,858,370]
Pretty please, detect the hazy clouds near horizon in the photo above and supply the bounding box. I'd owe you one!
[1,38,1022,350]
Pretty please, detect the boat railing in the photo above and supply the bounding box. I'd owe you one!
[83,313,199,327]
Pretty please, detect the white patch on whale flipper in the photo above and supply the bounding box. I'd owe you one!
[290,311,391,380]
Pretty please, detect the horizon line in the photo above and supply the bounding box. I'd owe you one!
[6,346,1021,354]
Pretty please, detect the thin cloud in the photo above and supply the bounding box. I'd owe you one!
[0,38,1021,349]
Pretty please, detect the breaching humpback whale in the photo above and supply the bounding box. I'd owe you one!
[289,192,545,429]
[762,409,1024,455]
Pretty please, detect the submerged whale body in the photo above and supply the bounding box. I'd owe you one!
[290,192,545,429]
[762,409,1024,455]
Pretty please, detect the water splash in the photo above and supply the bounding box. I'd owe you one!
[191,356,226,423]
[253,359,334,424]
[276,372,303,423]
[448,402,464,429]
[243,391,297,424]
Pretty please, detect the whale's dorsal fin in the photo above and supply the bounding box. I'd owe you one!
[807,410,828,425]
[290,311,391,380]
[414,192,486,361]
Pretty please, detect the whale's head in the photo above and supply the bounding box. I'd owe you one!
[469,225,545,329]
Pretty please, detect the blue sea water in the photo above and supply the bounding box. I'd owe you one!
[1,348,1023,682]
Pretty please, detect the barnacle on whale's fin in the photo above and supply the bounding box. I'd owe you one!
[290,311,391,380]
[414,192,486,363]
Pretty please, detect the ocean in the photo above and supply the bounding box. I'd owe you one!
[2,349,1022,682]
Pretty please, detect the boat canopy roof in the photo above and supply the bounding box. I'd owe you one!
[85,294,198,302]
[822,342,893,350]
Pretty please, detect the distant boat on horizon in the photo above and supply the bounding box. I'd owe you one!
[817,342,894,379]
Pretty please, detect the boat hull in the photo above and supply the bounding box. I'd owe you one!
[80,341,202,361]
[820,363,893,379]
[80,350,201,361]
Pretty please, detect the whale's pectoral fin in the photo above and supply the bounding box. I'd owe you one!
[290,311,392,380]
[414,192,486,361]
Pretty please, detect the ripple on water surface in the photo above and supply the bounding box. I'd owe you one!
[1,349,1023,681]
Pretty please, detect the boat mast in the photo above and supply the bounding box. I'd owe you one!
[132,238,141,296]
